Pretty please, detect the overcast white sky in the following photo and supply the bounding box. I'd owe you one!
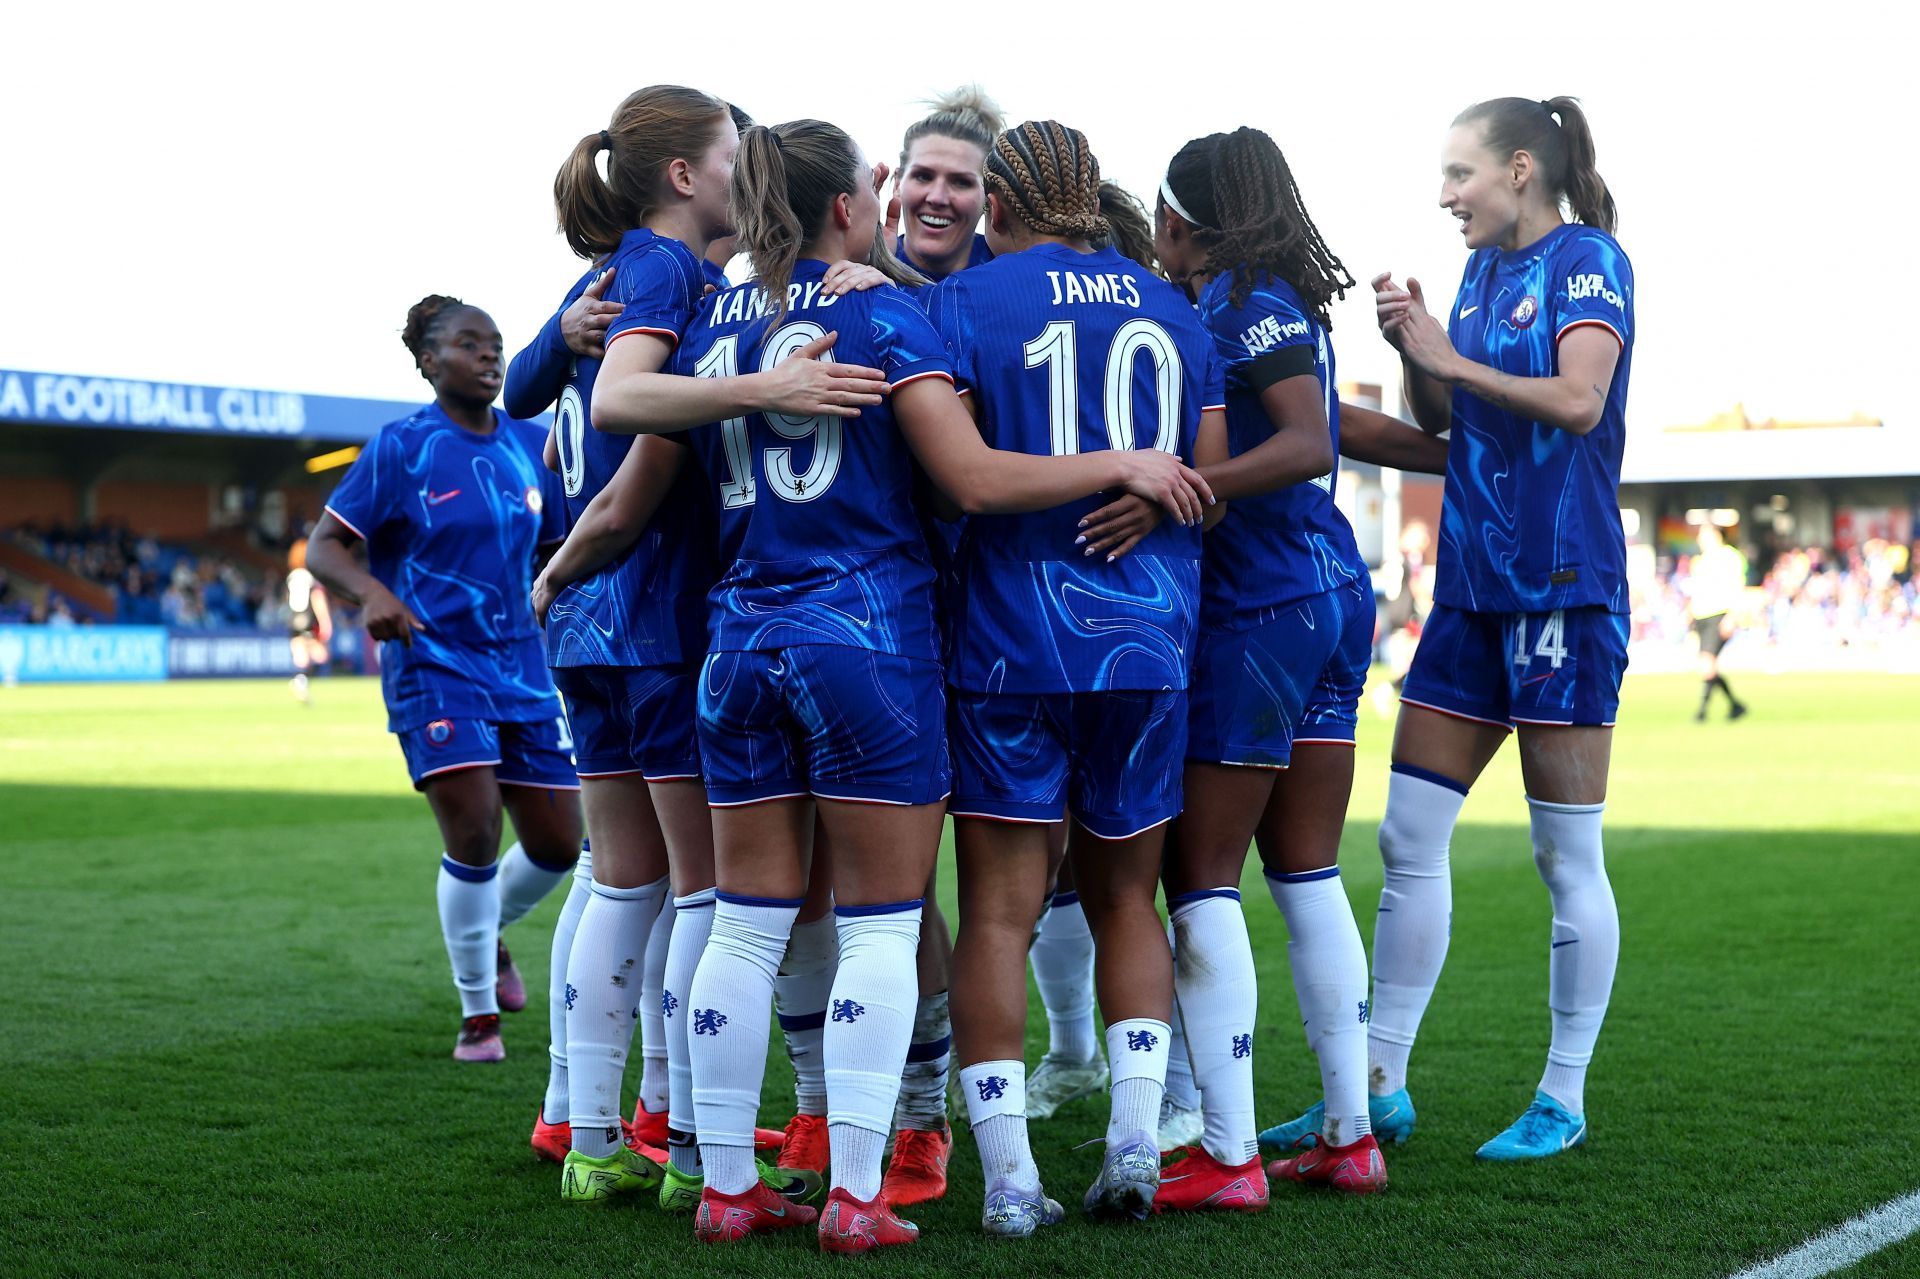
[1,2,1905,430]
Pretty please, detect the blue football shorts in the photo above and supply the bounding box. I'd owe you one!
[1400,602,1629,728]
[552,663,701,781]
[697,645,950,806]
[949,687,1187,839]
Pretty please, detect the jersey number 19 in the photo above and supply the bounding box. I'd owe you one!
[694,322,844,508]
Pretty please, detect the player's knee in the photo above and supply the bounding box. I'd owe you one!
[1378,809,1447,876]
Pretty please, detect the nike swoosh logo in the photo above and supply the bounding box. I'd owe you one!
[1551,939,1578,949]
[1459,305,1480,318]
[426,489,462,505]
[761,1203,788,1218]
[1376,1106,1400,1123]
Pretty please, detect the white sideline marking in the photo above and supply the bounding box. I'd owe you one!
[1728,1188,1920,1278]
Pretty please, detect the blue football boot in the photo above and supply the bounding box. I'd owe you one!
[1475,1090,1587,1161]
[1259,1089,1417,1152]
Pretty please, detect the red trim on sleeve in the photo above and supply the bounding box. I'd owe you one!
[607,326,682,352]
[1554,318,1624,349]
[323,504,368,541]
[891,369,956,391]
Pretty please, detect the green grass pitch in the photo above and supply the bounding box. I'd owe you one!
[3,673,1915,1277]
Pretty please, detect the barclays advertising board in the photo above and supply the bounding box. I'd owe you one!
[0,626,168,684]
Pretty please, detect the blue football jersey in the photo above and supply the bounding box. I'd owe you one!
[543,229,715,668]
[1441,223,1634,614]
[1196,271,1364,632]
[324,404,565,731]
[897,232,993,283]
[923,243,1226,694]
[671,259,955,660]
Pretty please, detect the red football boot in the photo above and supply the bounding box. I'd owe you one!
[1269,1133,1388,1195]
[778,1113,830,1178]
[817,1188,919,1254]
[531,1107,569,1163]
[453,1014,504,1063]
[1153,1146,1269,1213]
[495,941,526,1012]
[694,1179,818,1243]
[879,1122,950,1206]
[635,1100,783,1155]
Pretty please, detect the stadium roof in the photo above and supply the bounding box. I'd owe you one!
[1622,420,1920,484]
[0,368,423,444]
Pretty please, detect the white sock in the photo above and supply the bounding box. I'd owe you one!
[690,892,799,1194]
[663,889,715,1141]
[437,855,500,1018]
[894,989,952,1130]
[1369,764,1467,1096]
[775,913,838,1116]
[566,877,668,1157]
[1530,797,1617,1117]
[1163,921,1200,1110]
[636,899,673,1117]
[961,1060,1035,1187]
[1105,1018,1170,1144]
[1170,890,1258,1165]
[825,901,923,1200]
[543,844,593,1124]
[1031,892,1098,1063]
[1268,867,1372,1148]
[497,841,574,928]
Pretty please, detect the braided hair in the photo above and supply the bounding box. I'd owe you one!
[1092,180,1157,272]
[985,120,1109,243]
[401,294,465,376]
[1162,127,1353,325]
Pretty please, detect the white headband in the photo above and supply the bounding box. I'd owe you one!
[1160,178,1207,229]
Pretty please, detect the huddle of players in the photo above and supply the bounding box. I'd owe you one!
[318,83,1636,1253]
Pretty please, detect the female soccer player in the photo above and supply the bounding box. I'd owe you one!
[925,120,1229,1234]
[1023,177,1161,1131]
[516,87,867,1206]
[593,116,1210,1251]
[307,295,583,1064]
[1093,127,1447,1204]
[1366,96,1632,1161]
[518,84,732,1204]
[285,537,331,704]
[1686,521,1750,721]
[893,86,1002,282]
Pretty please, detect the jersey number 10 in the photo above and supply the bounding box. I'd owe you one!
[1023,319,1183,457]
[694,321,844,508]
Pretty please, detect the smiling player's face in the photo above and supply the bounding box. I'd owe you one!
[899,135,986,264]
[422,307,503,405]
[1440,124,1521,252]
